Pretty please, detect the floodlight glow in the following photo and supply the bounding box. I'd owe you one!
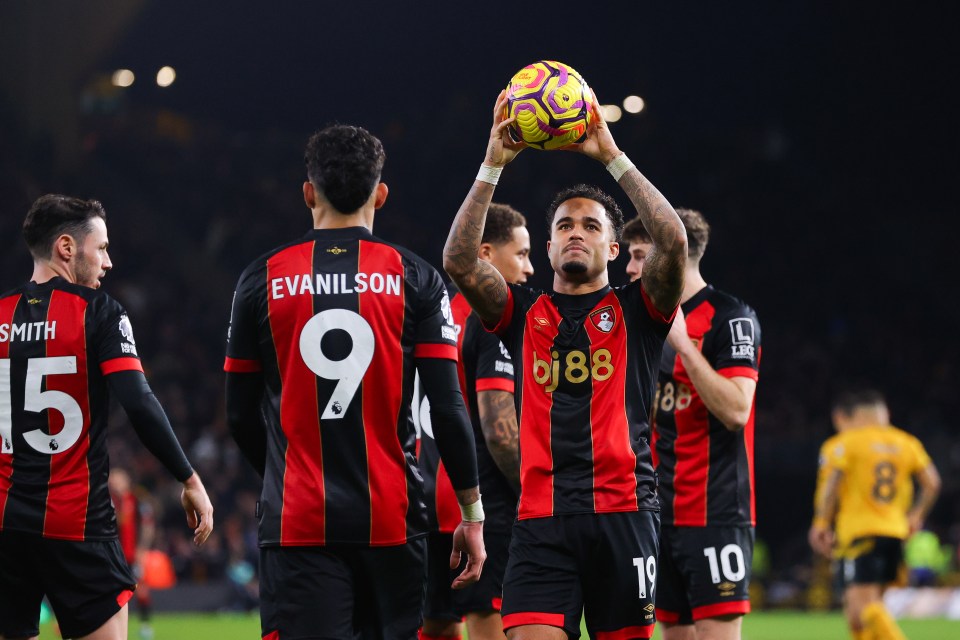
[156,66,176,87]
[623,95,645,114]
[601,105,623,123]
[111,69,135,87]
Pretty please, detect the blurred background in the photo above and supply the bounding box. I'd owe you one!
[2,0,957,616]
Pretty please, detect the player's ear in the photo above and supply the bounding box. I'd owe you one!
[608,241,620,261]
[303,181,316,209]
[478,242,495,261]
[54,234,75,261]
[374,182,388,209]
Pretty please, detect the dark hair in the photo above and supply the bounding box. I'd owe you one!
[621,217,652,245]
[832,389,887,415]
[304,125,385,214]
[676,208,710,260]
[483,203,527,245]
[545,184,624,241]
[23,194,106,260]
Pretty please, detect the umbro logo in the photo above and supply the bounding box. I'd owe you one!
[27,298,42,305]
[327,246,347,255]
[643,604,655,613]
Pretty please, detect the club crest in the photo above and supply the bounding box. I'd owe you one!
[589,305,616,333]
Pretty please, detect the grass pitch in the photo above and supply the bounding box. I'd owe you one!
[38,610,957,639]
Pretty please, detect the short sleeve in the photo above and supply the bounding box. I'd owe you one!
[711,303,761,381]
[93,295,144,376]
[413,264,459,361]
[470,316,515,394]
[820,437,848,473]
[224,271,263,373]
[908,435,933,473]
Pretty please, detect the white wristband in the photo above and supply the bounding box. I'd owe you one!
[476,164,503,186]
[605,153,635,182]
[460,496,485,522]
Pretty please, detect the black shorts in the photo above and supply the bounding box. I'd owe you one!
[834,536,904,588]
[501,511,660,640]
[0,531,136,639]
[655,525,753,625]
[424,532,459,622]
[454,530,511,614]
[260,538,426,640]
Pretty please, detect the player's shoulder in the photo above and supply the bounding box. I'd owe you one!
[366,235,444,285]
[706,286,759,320]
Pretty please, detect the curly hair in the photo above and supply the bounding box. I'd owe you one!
[676,208,711,260]
[23,194,106,260]
[304,125,385,214]
[545,184,624,241]
[483,203,527,245]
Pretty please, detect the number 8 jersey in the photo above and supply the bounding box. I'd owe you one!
[0,278,145,540]
[225,227,459,546]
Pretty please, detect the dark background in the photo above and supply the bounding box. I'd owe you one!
[1,0,957,596]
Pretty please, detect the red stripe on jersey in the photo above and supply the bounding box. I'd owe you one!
[595,625,654,640]
[267,243,326,545]
[517,295,560,519]
[585,293,638,513]
[223,356,262,373]
[414,343,458,361]
[692,600,750,620]
[43,290,91,540]
[670,301,716,527]
[502,612,565,630]
[640,284,677,325]
[435,460,460,533]
[358,240,408,545]
[717,366,758,381]
[100,357,143,375]
[745,349,759,524]
[486,288,515,335]
[476,378,514,393]
[450,293,472,402]
[0,294,21,529]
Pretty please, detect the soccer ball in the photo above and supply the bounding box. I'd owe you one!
[505,60,594,150]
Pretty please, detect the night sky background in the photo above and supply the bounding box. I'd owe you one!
[1,0,957,583]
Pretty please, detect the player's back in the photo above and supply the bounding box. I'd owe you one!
[826,425,931,549]
[0,278,138,540]
[226,227,458,547]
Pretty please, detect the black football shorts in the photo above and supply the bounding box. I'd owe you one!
[501,511,660,639]
[655,525,753,624]
[0,530,136,639]
[835,535,904,588]
[424,531,459,622]
[453,530,511,615]
[259,538,426,640]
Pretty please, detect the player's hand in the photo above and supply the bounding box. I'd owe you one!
[666,308,692,354]
[180,472,214,546]
[560,89,621,165]
[907,511,924,535]
[484,90,526,168]
[808,525,834,558]
[449,520,486,589]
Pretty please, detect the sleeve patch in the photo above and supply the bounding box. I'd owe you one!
[727,317,756,359]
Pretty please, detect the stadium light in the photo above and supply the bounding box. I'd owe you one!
[111,69,135,88]
[623,95,645,114]
[156,66,176,87]
[601,105,622,123]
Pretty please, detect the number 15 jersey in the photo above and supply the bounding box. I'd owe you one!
[225,227,459,547]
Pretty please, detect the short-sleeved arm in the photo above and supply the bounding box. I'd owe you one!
[93,296,144,376]
[820,437,848,474]
[710,303,761,381]
[470,316,515,394]
[224,271,263,373]
[908,435,933,473]
[412,264,459,361]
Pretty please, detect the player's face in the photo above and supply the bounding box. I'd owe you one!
[74,217,112,289]
[487,225,534,284]
[547,198,619,282]
[625,240,653,282]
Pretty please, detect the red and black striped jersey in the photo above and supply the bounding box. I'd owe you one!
[224,227,459,547]
[112,488,154,562]
[652,285,761,527]
[0,278,144,540]
[418,292,518,533]
[488,280,674,520]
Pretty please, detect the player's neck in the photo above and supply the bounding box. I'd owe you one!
[681,268,707,304]
[30,261,73,286]
[311,206,374,232]
[553,271,609,295]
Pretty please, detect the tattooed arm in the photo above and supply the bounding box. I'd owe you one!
[477,389,521,493]
[443,91,526,327]
[564,92,687,315]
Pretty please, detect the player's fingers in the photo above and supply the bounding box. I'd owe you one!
[449,546,463,571]
[493,90,507,119]
[451,554,484,589]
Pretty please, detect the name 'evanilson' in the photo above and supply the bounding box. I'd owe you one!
[270,272,402,300]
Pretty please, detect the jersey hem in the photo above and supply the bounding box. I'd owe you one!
[517,505,659,520]
[258,531,428,547]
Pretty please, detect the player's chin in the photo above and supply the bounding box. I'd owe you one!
[560,260,589,275]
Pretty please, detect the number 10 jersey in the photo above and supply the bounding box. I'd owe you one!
[225,227,459,547]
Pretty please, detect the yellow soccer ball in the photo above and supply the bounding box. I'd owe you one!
[505,60,594,150]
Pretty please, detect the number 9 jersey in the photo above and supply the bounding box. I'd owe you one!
[224,227,460,547]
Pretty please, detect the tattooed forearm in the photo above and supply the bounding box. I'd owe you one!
[477,389,521,492]
[443,182,509,326]
[618,169,687,313]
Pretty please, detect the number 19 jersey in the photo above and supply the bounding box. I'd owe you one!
[225,227,459,547]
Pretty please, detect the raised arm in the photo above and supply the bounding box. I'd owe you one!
[565,93,687,314]
[443,91,526,327]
